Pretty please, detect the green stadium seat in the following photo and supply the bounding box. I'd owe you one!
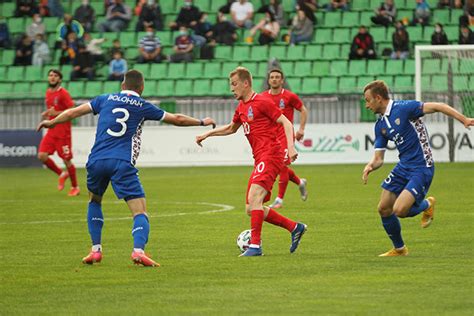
[215,46,232,60]
[342,12,360,27]
[125,47,139,60]
[103,81,121,93]
[244,62,259,76]
[7,17,25,34]
[320,77,338,94]
[304,45,323,59]
[0,83,14,98]
[6,66,24,81]
[250,46,269,61]
[256,61,269,77]
[407,26,423,42]
[185,63,203,79]
[375,75,394,87]
[339,77,357,93]
[369,0,381,8]
[444,25,459,42]
[397,9,413,20]
[394,0,406,9]
[280,61,293,75]
[221,62,238,77]
[119,32,137,48]
[332,28,351,44]
[1,2,16,17]
[433,9,450,25]
[168,63,186,79]
[352,0,370,10]
[423,59,441,75]
[360,11,374,26]
[367,60,385,76]
[24,66,43,82]
[90,1,105,16]
[458,59,474,74]
[174,79,193,97]
[301,77,320,95]
[294,61,313,77]
[268,45,287,60]
[330,60,348,76]
[193,79,212,96]
[30,82,46,97]
[282,0,296,12]
[253,78,265,91]
[393,75,413,92]
[349,60,367,76]
[357,76,375,89]
[370,27,387,43]
[404,59,415,75]
[450,9,464,24]
[430,75,448,91]
[133,64,150,77]
[312,61,330,76]
[322,44,340,60]
[67,81,85,98]
[156,31,172,46]
[453,75,469,92]
[43,17,59,33]
[156,79,175,97]
[12,82,30,99]
[286,77,301,94]
[149,63,168,79]
[161,1,176,14]
[210,78,229,96]
[385,59,405,75]
[233,46,250,62]
[324,12,342,27]
[85,82,103,97]
[202,62,221,79]
[286,45,305,61]
[96,65,109,80]
[0,66,6,79]
[142,80,157,98]
[194,0,210,12]
[314,28,332,44]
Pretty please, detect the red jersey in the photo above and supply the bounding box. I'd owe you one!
[45,87,74,139]
[232,92,284,162]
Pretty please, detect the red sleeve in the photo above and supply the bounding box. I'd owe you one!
[232,107,241,124]
[60,89,74,110]
[290,92,303,111]
[261,98,282,122]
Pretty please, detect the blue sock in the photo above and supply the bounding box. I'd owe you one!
[132,214,149,250]
[381,214,404,249]
[87,201,104,246]
[406,199,429,217]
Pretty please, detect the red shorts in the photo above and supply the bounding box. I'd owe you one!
[39,133,73,160]
[246,159,283,204]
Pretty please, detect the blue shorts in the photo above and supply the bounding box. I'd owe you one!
[86,159,145,200]
[381,164,434,206]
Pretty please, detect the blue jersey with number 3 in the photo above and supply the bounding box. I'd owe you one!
[374,100,433,168]
[88,90,166,165]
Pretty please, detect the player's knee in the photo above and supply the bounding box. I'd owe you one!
[37,152,48,162]
[377,203,392,217]
[393,205,408,218]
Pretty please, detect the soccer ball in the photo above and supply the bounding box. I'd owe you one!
[236,229,251,253]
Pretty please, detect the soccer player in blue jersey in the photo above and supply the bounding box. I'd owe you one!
[362,80,474,257]
[37,70,216,267]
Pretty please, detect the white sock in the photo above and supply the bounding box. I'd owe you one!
[133,248,144,253]
[92,244,102,252]
[249,244,260,249]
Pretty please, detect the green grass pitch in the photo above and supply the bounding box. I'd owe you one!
[0,163,473,314]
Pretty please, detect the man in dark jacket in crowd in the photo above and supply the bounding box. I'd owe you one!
[349,25,377,60]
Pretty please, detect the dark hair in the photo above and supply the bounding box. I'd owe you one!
[268,68,284,79]
[48,69,63,79]
[123,70,144,91]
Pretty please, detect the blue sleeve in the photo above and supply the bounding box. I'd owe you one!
[144,102,165,121]
[374,121,388,150]
[403,100,424,119]
[89,94,108,115]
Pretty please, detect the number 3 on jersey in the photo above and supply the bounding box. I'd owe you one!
[107,108,130,137]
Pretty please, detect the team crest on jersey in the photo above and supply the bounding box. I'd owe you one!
[279,99,285,109]
[381,128,387,135]
[395,118,401,125]
[247,106,254,121]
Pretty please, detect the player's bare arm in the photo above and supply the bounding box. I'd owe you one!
[37,103,93,131]
[196,121,241,147]
[163,113,216,128]
[41,107,67,118]
[423,102,474,129]
[362,150,385,184]
[295,104,308,141]
[276,114,298,162]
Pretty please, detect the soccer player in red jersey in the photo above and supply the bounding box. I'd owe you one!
[196,67,307,257]
[37,69,80,196]
[261,69,309,209]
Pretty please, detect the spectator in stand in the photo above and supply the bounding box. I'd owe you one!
[83,32,106,64]
[411,0,430,26]
[32,33,51,66]
[59,32,79,65]
[108,51,127,81]
[288,8,314,45]
[71,43,95,81]
[170,0,201,31]
[218,0,234,14]
[297,0,317,24]
[137,25,163,63]
[431,23,449,45]
[193,12,213,43]
[74,0,96,33]
[170,26,194,63]
[56,14,84,43]
[459,24,474,44]
[14,34,33,65]
[248,11,280,45]
[437,0,463,9]
[390,21,409,60]
[230,0,254,29]
[349,25,377,60]
[258,0,285,27]
[15,0,38,17]
[210,11,237,46]
[325,0,350,11]
[136,0,163,31]
[371,0,397,27]
[0,16,10,48]
[459,0,474,27]
[26,14,46,39]
[108,38,124,62]
[47,0,65,17]
[98,0,132,32]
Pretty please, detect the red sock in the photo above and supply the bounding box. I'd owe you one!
[278,166,290,199]
[265,209,297,232]
[250,209,264,247]
[44,158,62,175]
[288,168,301,185]
[67,164,78,187]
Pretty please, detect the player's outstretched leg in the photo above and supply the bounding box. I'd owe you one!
[66,162,80,196]
[263,208,307,253]
[288,168,308,201]
[290,223,307,253]
[58,171,69,191]
[131,213,160,267]
[240,209,264,257]
[269,167,290,209]
[421,197,436,228]
[82,201,104,264]
[379,214,408,257]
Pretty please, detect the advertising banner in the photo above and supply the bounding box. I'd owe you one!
[0,130,42,167]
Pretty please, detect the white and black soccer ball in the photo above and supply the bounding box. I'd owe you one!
[236,229,251,253]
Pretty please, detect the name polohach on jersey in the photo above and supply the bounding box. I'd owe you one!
[374,100,433,168]
[88,90,166,166]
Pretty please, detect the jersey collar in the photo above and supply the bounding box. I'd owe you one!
[121,90,140,97]
[384,99,394,116]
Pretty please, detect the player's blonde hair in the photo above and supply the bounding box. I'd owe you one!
[364,80,389,100]
[229,67,253,86]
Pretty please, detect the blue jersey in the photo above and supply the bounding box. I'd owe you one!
[88,90,166,165]
[374,100,433,168]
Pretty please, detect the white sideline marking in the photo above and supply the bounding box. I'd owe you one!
[0,202,235,225]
